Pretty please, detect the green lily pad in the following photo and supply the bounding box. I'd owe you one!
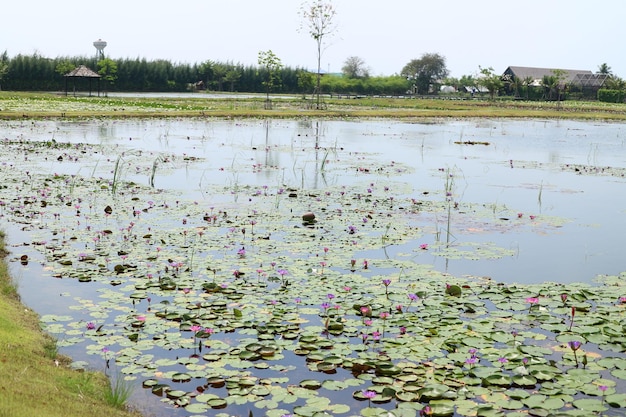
[572,398,606,412]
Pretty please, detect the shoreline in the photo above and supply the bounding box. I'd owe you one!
[0,231,143,417]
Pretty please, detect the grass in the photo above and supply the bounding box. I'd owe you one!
[0,230,142,417]
[104,372,135,409]
[1,91,626,120]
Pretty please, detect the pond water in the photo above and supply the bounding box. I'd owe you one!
[5,118,626,285]
[2,117,626,417]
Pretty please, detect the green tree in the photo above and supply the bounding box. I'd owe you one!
[540,70,567,104]
[341,56,369,79]
[509,76,523,98]
[258,50,283,107]
[212,63,228,91]
[604,75,626,91]
[459,74,476,94]
[541,74,558,100]
[97,58,118,86]
[476,66,503,100]
[55,61,75,78]
[223,68,241,92]
[597,63,612,75]
[550,69,567,107]
[297,70,315,98]
[299,0,337,109]
[401,53,448,95]
[523,76,534,99]
[197,60,214,89]
[0,51,9,90]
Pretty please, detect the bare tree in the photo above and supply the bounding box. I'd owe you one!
[299,0,337,109]
[342,56,369,79]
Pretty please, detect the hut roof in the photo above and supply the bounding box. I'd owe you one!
[65,65,101,78]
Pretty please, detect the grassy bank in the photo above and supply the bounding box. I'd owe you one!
[0,231,141,417]
[1,91,626,120]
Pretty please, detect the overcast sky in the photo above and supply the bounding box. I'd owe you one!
[2,0,624,79]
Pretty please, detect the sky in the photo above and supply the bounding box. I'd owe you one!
[2,0,625,79]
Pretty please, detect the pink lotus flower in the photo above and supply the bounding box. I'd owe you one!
[362,390,376,399]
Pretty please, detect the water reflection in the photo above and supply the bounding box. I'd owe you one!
[2,117,626,287]
[3,117,626,416]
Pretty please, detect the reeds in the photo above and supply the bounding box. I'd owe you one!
[103,373,134,409]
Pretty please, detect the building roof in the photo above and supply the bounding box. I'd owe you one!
[572,73,609,87]
[65,65,101,78]
[504,66,592,85]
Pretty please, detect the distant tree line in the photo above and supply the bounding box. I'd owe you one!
[0,52,413,95]
[1,51,622,102]
[0,52,306,93]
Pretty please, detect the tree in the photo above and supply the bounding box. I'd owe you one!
[523,76,534,99]
[55,61,75,78]
[550,69,567,107]
[342,56,369,79]
[258,50,283,108]
[299,0,337,109]
[541,74,558,100]
[539,69,567,105]
[0,51,9,90]
[459,74,476,94]
[509,76,523,98]
[223,69,241,92]
[597,63,612,75]
[97,58,118,95]
[212,63,229,91]
[297,70,315,98]
[401,53,448,95]
[604,75,626,91]
[541,69,567,109]
[476,66,503,100]
[197,60,215,89]
[442,76,460,92]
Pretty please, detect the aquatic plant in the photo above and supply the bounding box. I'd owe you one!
[3,120,626,417]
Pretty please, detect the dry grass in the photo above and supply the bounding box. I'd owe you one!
[0,231,142,417]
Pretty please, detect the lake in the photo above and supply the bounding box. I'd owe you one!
[1,117,626,417]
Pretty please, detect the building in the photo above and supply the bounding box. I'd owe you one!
[502,66,608,98]
[503,66,591,85]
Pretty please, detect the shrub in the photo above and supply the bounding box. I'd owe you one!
[598,89,625,103]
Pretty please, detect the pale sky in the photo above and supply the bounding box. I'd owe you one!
[2,0,624,79]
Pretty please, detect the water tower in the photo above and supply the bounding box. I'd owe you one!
[93,39,107,60]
